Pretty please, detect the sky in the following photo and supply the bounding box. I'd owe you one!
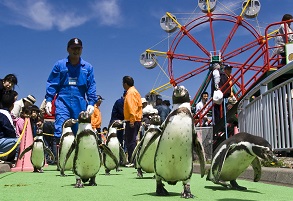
[0,0,292,128]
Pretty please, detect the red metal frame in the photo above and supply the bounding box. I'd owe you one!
[164,13,289,126]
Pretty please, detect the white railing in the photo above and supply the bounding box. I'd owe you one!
[238,62,293,151]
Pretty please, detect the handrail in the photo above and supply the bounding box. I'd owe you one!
[239,61,293,103]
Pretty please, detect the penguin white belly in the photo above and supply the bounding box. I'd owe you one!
[219,151,254,181]
[74,135,101,179]
[59,135,75,170]
[105,138,120,170]
[31,142,45,168]
[140,132,160,173]
[155,114,193,181]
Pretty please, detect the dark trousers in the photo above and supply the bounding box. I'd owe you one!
[124,121,141,162]
[116,127,124,148]
[52,137,60,164]
[213,104,221,125]
[281,52,286,65]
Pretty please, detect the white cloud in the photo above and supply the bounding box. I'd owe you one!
[91,0,122,26]
[0,0,122,31]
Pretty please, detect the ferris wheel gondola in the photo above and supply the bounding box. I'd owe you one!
[242,0,261,19]
[198,0,217,13]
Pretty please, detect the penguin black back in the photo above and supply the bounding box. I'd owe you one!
[213,132,273,158]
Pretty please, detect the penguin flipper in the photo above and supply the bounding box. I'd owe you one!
[100,144,119,168]
[251,157,262,182]
[193,133,206,178]
[137,131,161,165]
[119,146,127,166]
[62,141,76,172]
[213,144,233,181]
[44,146,55,163]
[130,139,143,164]
[18,144,34,159]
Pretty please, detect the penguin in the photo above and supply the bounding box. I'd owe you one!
[19,127,55,173]
[103,120,125,175]
[141,85,206,198]
[58,118,78,176]
[207,132,278,190]
[70,111,117,188]
[131,114,161,178]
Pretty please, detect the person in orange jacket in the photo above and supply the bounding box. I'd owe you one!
[122,76,142,165]
[91,95,104,141]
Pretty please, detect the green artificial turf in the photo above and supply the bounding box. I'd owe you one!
[0,165,292,201]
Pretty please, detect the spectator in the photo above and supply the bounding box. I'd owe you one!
[109,91,126,147]
[211,64,234,124]
[44,38,98,161]
[122,76,142,165]
[40,95,56,164]
[141,98,148,109]
[141,104,158,130]
[275,14,293,65]
[195,92,209,126]
[163,100,171,114]
[101,127,108,144]
[0,90,19,164]
[29,105,41,138]
[0,74,18,109]
[11,95,36,118]
[91,95,104,141]
[154,98,170,123]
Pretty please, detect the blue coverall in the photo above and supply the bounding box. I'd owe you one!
[45,57,98,138]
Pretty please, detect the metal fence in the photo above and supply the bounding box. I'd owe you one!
[238,62,293,151]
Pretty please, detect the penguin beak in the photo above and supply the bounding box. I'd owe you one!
[262,150,278,163]
[267,152,278,163]
[72,119,78,124]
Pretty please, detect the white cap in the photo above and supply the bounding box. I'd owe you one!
[141,98,147,104]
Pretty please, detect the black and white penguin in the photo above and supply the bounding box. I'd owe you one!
[19,127,55,173]
[58,118,78,176]
[131,114,161,178]
[207,132,278,190]
[103,120,125,175]
[72,111,117,188]
[143,85,206,198]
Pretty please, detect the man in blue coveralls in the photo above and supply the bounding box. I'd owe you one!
[45,38,98,164]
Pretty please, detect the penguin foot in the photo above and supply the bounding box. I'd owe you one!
[33,168,43,173]
[75,179,84,188]
[105,169,110,176]
[137,168,143,178]
[60,170,67,177]
[116,168,122,172]
[89,177,97,186]
[156,181,169,196]
[214,180,232,189]
[181,184,194,199]
[230,180,247,191]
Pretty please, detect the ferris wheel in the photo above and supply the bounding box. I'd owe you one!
[140,0,281,109]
